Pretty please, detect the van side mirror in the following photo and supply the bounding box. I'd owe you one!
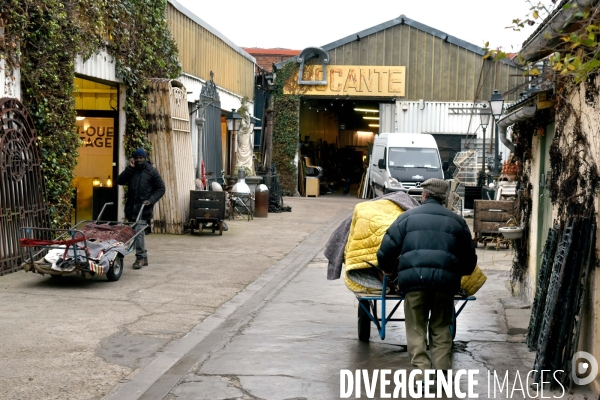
[378,159,385,169]
[442,161,449,172]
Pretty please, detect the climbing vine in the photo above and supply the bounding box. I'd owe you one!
[0,0,180,228]
[509,111,549,286]
[272,62,301,195]
[549,81,600,217]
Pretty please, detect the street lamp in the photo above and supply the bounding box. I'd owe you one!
[489,90,505,120]
[226,108,242,175]
[489,89,505,175]
[480,104,491,180]
[226,108,242,131]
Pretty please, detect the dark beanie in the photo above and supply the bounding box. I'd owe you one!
[132,148,147,158]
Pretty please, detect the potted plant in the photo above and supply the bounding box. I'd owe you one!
[499,213,523,240]
[499,225,523,240]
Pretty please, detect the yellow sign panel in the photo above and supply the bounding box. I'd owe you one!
[284,65,405,97]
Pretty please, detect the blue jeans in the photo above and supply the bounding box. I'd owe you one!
[343,177,351,194]
[135,220,147,259]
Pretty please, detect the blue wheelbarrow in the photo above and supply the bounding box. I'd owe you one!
[355,262,476,342]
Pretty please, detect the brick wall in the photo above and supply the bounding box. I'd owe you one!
[243,48,301,72]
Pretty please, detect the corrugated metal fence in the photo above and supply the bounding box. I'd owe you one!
[395,101,511,163]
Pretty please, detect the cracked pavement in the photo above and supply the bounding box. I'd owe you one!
[1,196,596,399]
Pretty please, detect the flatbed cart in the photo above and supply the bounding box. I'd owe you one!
[19,203,146,282]
[356,274,476,342]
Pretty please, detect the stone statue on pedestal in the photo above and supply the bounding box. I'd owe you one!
[236,98,255,176]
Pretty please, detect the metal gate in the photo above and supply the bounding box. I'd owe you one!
[200,74,223,179]
[0,98,49,275]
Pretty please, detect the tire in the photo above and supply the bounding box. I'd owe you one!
[50,274,62,279]
[358,300,371,342]
[106,256,123,282]
[449,307,457,340]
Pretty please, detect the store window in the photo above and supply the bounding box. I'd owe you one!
[73,78,119,223]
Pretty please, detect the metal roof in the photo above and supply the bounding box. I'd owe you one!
[167,0,255,64]
[274,14,508,70]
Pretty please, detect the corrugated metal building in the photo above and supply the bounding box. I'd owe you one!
[275,15,526,194]
[7,1,257,224]
[167,0,256,183]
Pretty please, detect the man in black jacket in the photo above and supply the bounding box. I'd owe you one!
[117,148,165,269]
[377,178,476,382]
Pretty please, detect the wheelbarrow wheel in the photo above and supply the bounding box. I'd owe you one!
[449,306,457,340]
[358,300,371,342]
[106,256,123,282]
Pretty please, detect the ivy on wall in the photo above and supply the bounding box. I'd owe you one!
[549,81,600,217]
[271,62,301,195]
[0,0,180,228]
[509,112,545,286]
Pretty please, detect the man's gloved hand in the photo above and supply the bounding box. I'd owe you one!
[143,200,151,206]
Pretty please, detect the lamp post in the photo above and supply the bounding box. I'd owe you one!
[489,89,505,175]
[479,104,491,181]
[225,108,242,176]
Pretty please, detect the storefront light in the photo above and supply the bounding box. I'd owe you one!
[354,108,379,113]
[368,124,380,127]
[92,177,101,187]
[363,116,379,120]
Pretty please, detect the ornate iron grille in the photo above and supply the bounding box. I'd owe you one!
[0,98,49,275]
[200,72,223,179]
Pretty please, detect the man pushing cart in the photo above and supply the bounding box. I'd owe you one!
[325,179,482,393]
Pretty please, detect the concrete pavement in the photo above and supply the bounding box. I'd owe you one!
[1,195,594,399]
[0,196,358,400]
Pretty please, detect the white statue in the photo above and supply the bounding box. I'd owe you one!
[236,98,255,176]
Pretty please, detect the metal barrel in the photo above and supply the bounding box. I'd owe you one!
[254,184,269,218]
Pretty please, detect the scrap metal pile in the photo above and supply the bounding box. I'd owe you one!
[526,216,596,389]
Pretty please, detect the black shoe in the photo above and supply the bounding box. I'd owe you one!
[133,258,147,269]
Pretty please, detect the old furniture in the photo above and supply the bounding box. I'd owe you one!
[473,199,517,247]
[189,190,226,235]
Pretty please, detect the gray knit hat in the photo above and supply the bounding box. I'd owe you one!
[421,178,449,201]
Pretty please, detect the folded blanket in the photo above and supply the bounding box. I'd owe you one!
[344,199,405,293]
[460,265,487,296]
[325,192,419,280]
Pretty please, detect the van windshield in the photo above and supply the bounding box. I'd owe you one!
[388,147,440,168]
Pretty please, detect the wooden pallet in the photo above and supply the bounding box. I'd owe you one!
[473,199,517,247]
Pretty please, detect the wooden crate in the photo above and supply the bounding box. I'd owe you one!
[189,191,226,235]
[473,200,517,247]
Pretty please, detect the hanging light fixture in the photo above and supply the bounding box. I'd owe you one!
[92,177,101,187]
[106,175,112,187]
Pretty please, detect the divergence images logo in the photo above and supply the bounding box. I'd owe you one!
[572,351,598,386]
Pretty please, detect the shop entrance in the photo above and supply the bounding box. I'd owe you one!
[299,98,387,196]
[73,78,119,223]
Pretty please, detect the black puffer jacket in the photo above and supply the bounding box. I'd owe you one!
[376,198,477,295]
[116,161,165,221]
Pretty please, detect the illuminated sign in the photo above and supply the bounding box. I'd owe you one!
[77,125,114,148]
[284,65,405,97]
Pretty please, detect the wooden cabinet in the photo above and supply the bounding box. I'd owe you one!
[473,200,517,247]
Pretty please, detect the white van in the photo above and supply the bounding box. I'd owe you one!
[369,133,445,201]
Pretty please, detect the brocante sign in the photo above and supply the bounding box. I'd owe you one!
[284,65,405,97]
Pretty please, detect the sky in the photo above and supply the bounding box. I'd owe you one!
[176,0,546,53]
